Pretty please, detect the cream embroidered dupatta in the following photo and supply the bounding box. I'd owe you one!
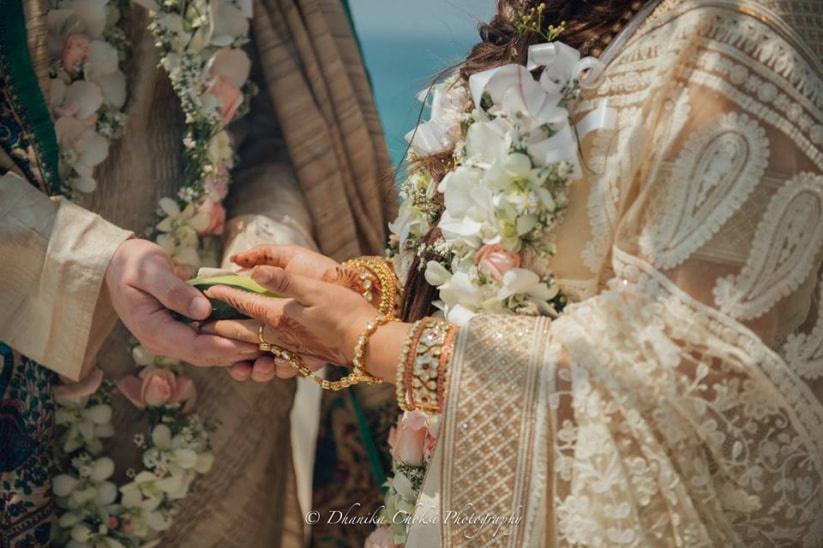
[408,0,823,545]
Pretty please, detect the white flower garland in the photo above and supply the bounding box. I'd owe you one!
[380,39,614,545]
[48,0,130,195]
[48,0,254,545]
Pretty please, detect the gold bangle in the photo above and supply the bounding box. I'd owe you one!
[342,257,400,319]
[351,313,389,385]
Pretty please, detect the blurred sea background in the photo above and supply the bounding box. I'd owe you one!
[347,0,495,168]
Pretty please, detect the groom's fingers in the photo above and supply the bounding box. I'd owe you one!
[140,260,211,320]
[250,355,276,382]
[231,244,296,269]
[201,319,259,344]
[228,361,252,381]
[144,311,259,367]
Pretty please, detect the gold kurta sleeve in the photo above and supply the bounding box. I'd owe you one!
[0,172,131,380]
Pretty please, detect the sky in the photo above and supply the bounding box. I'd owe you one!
[348,0,493,41]
[347,0,495,166]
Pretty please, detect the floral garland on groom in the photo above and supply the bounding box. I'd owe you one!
[43,0,255,544]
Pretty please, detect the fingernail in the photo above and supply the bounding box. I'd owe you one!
[253,267,272,283]
[189,296,212,319]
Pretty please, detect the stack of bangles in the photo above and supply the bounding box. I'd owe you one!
[257,256,400,391]
[396,318,457,414]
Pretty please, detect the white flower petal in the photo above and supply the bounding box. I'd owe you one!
[210,2,248,45]
[67,0,107,37]
[53,474,79,497]
[195,452,215,474]
[423,260,451,287]
[95,69,127,108]
[159,197,181,217]
[71,175,97,194]
[83,403,111,424]
[74,129,109,167]
[90,457,115,482]
[63,80,103,119]
[152,424,172,449]
[173,448,198,469]
[145,510,171,531]
[175,245,201,267]
[55,116,86,147]
[86,40,118,79]
[95,480,118,506]
[446,304,476,326]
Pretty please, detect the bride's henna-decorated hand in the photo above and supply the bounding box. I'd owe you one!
[204,266,376,368]
[231,244,368,295]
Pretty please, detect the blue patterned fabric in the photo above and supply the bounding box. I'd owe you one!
[0,345,57,547]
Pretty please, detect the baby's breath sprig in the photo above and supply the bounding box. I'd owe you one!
[512,4,567,43]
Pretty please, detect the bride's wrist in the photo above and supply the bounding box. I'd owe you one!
[359,320,414,382]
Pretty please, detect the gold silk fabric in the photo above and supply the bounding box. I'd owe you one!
[409,0,823,546]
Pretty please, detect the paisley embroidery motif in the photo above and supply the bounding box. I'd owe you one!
[640,111,769,269]
[783,273,823,380]
[714,172,823,320]
[581,104,652,273]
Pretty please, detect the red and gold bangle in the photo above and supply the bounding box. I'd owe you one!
[396,319,431,411]
[409,320,449,413]
[435,324,458,409]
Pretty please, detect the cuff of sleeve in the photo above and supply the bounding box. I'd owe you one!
[33,198,131,380]
[221,213,317,268]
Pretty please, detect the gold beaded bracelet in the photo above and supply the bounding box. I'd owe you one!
[257,316,387,391]
[351,313,390,385]
[342,256,400,318]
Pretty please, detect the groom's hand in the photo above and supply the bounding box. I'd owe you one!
[105,239,261,367]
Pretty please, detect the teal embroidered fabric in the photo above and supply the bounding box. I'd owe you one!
[0,0,62,545]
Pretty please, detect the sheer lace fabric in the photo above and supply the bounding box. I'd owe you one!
[414,1,823,546]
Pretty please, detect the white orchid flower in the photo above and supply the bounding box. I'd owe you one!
[85,40,118,80]
[498,268,558,303]
[406,77,469,155]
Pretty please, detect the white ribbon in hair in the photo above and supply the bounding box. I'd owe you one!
[407,42,615,171]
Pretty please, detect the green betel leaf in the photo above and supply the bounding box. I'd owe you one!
[186,274,279,321]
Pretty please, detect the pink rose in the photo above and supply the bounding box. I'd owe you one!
[62,34,90,75]
[117,368,197,414]
[196,200,226,236]
[206,74,242,126]
[388,410,428,466]
[365,526,396,548]
[474,243,521,281]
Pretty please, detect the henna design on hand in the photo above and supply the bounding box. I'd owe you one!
[268,315,349,366]
[321,266,367,293]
